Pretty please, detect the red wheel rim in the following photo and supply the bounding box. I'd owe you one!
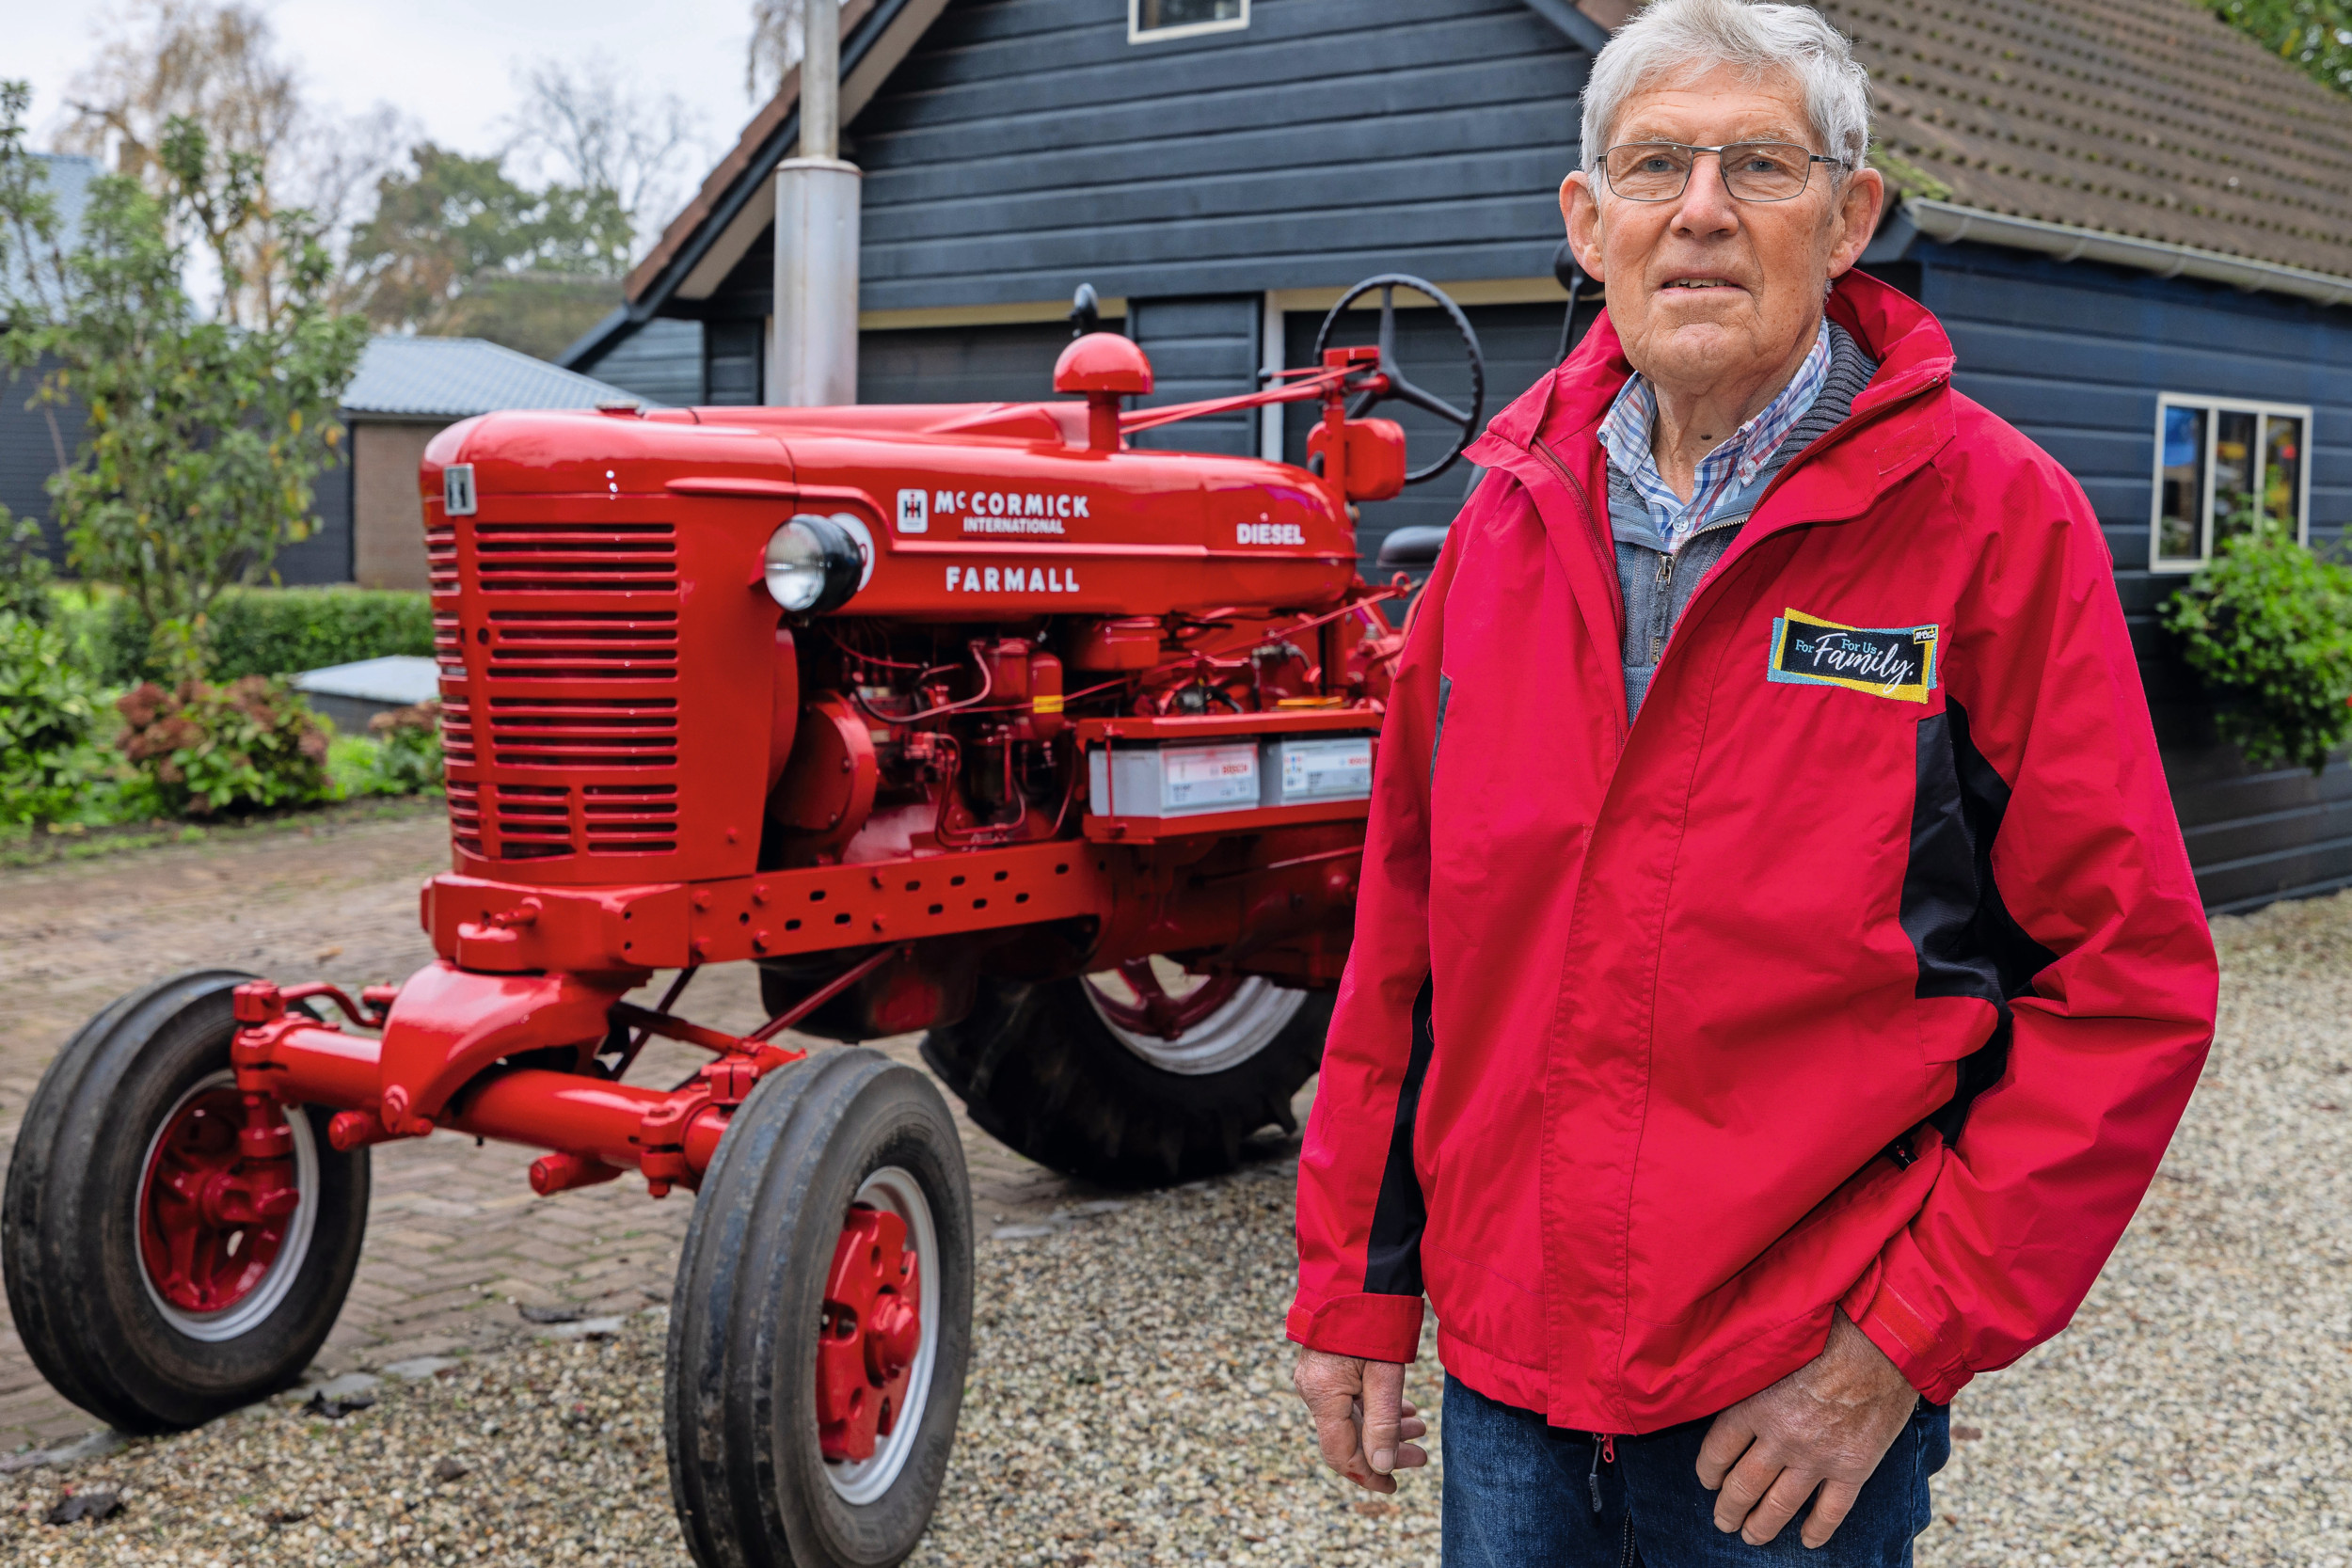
[815,1202,923,1465]
[137,1085,302,1316]
[1081,960,1242,1040]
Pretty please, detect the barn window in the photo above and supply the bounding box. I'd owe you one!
[2150,394,2312,572]
[1131,0,1248,43]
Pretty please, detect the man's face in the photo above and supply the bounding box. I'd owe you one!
[1560,65,1883,395]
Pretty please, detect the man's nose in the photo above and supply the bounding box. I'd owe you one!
[1668,153,1740,235]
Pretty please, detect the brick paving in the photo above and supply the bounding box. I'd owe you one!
[0,811,1093,1454]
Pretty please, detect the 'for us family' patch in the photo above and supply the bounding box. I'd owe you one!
[1767,609,1940,703]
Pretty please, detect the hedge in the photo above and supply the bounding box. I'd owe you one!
[72,587,434,684]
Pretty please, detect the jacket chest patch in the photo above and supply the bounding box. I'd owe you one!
[1767,608,1940,703]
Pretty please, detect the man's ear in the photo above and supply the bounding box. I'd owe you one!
[1561,171,1606,281]
[1825,166,1885,278]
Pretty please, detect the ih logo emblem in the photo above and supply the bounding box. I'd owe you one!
[896,488,929,533]
[1767,608,1939,703]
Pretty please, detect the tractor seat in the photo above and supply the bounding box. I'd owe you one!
[1375,526,1451,570]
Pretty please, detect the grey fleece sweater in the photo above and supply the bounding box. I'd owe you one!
[1609,320,1879,722]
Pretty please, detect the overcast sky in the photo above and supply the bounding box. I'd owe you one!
[11,0,761,192]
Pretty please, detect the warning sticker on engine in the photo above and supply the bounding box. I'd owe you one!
[1766,608,1939,703]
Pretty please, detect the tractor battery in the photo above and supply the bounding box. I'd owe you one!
[1259,733,1375,807]
[1088,741,1261,817]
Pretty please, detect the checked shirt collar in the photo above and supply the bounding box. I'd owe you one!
[1597,325,1831,554]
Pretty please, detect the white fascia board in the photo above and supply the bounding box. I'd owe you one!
[1902,198,2352,310]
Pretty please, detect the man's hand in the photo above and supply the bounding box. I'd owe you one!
[1695,1309,1920,1548]
[1292,1350,1428,1494]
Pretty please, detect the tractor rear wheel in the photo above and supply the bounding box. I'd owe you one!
[2,971,372,1433]
[666,1050,973,1568]
[921,964,1329,1187]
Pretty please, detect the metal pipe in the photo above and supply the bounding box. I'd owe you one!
[448,1070,679,1172]
[771,0,861,404]
[802,0,839,162]
[250,1023,385,1110]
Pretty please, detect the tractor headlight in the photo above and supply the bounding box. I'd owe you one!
[764,515,866,613]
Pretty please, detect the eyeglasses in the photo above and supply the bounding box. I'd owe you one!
[1600,141,1849,203]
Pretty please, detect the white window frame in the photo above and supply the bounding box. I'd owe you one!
[2148,392,2314,574]
[1130,0,1248,44]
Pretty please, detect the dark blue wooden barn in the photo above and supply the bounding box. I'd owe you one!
[562,0,2352,911]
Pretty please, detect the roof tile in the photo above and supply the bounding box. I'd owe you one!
[1823,0,2352,274]
[341,337,651,419]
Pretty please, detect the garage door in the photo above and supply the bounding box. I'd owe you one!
[859,322,1075,405]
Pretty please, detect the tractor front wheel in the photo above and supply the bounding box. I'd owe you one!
[2,971,372,1433]
[666,1050,973,1568]
[922,965,1329,1187]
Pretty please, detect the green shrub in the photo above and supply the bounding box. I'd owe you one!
[87,586,434,684]
[325,701,444,799]
[366,700,445,794]
[116,676,331,816]
[0,611,103,821]
[2162,524,2352,773]
[0,509,54,626]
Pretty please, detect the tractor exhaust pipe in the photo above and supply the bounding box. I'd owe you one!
[770,0,860,406]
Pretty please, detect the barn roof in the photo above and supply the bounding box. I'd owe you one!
[564,0,2352,372]
[1827,0,2352,279]
[342,336,650,420]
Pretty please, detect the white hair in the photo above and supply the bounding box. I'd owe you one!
[1581,0,1872,181]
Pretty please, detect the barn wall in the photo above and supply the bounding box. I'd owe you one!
[678,0,1587,324]
[860,320,1073,404]
[273,441,355,586]
[1915,239,2352,911]
[578,317,705,408]
[1127,296,1260,456]
[0,354,77,564]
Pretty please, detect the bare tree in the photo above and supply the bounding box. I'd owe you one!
[59,0,300,183]
[509,56,703,265]
[748,0,852,103]
[55,0,404,325]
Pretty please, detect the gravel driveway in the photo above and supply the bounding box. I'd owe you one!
[6,892,2347,1565]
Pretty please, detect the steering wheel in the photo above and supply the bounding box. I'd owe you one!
[1312,274,1486,486]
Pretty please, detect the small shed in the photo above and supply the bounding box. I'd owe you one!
[564,0,2352,911]
[323,337,650,591]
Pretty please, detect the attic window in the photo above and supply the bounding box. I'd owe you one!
[1131,0,1247,43]
[2150,394,2312,572]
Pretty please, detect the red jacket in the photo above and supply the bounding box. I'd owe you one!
[1289,272,2217,1433]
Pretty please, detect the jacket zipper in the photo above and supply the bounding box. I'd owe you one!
[1587,1432,1617,1513]
[1526,436,1631,743]
[1521,370,1947,733]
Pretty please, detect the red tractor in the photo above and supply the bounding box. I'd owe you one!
[3,277,1484,1566]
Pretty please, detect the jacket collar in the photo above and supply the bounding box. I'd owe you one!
[1467,268,1957,488]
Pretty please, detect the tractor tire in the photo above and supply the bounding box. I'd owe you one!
[666,1050,973,1568]
[2,971,372,1434]
[921,969,1329,1187]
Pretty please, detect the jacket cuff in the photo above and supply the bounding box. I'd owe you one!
[1841,1265,1973,1406]
[1286,1291,1425,1363]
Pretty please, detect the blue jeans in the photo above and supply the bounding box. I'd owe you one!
[1440,1374,1949,1567]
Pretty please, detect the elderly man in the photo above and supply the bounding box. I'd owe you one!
[1287,1,2218,1562]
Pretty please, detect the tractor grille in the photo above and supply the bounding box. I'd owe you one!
[446,778,484,856]
[426,522,459,594]
[485,610,679,680]
[437,510,688,871]
[486,696,679,768]
[472,522,678,593]
[438,691,478,767]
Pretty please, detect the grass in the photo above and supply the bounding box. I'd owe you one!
[0,792,444,870]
